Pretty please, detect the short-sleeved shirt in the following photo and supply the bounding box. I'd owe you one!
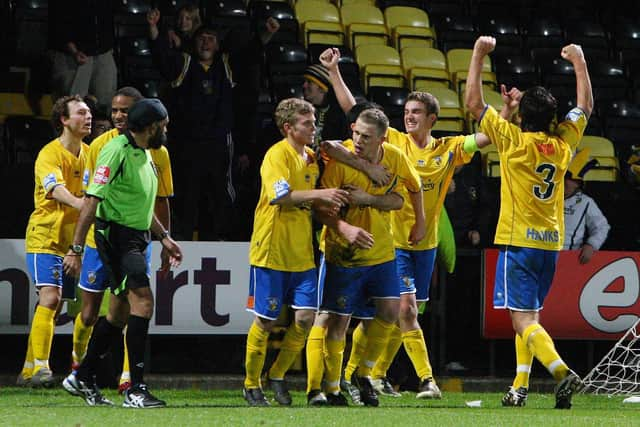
[26,139,88,256]
[479,105,587,250]
[386,127,472,251]
[87,133,158,231]
[321,142,421,267]
[249,139,320,272]
[84,130,174,246]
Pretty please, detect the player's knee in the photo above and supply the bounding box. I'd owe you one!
[398,303,417,324]
[294,310,315,331]
[80,310,99,327]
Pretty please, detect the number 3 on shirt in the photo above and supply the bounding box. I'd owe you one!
[533,163,556,200]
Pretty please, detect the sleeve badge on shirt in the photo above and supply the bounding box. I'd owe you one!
[565,108,583,122]
[93,165,111,185]
[42,173,57,189]
[273,178,290,199]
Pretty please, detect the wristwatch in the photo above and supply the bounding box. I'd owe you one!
[69,244,84,255]
[159,230,170,240]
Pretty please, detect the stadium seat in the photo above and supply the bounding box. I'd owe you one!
[294,0,344,47]
[367,86,408,129]
[342,0,377,6]
[401,47,451,91]
[355,44,404,93]
[431,14,476,52]
[477,15,523,57]
[579,135,616,157]
[478,143,501,177]
[564,20,610,59]
[0,93,52,118]
[540,59,576,88]
[494,55,539,90]
[446,49,496,94]
[340,4,389,50]
[271,75,305,102]
[601,100,640,158]
[118,37,163,84]
[2,115,54,164]
[384,6,435,50]
[427,87,465,133]
[12,0,48,65]
[130,79,168,99]
[265,43,308,76]
[577,136,619,182]
[155,0,194,17]
[613,21,640,65]
[589,60,629,103]
[249,1,298,43]
[523,18,564,51]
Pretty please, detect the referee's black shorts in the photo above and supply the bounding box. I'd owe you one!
[95,217,152,295]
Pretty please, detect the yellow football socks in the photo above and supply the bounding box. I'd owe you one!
[513,333,533,389]
[268,322,308,380]
[120,327,131,385]
[305,325,326,393]
[371,324,402,379]
[244,322,270,389]
[20,333,34,379]
[72,313,93,366]
[523,323,568,381]
[31,305,56,373]
[344,323,367,383]
[358,317,393,377]
[324,337,345,394]
[402,328,434,382]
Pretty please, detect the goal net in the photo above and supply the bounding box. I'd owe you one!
[582,318,640,395]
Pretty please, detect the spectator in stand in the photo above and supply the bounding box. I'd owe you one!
[445,153,491,248]
[563,148,610,263]
[168,2,202,54]
[47,1,117,109]
[148,8,279,240]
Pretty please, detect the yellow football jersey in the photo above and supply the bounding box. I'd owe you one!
[84,130,174,247]
[322,142,421,267]
[479,105,587,250]
[249,139,320,271]
[26,139,88,256]
[386,127,472,251]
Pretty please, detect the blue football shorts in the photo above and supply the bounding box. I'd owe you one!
[395,247,437,302]
[79,243,152,293]
[247,266,319,320]
[494,245,558,311]
[321,259,399,316]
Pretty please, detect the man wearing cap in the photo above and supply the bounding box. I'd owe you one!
[62,99,183,408]
[563,148,610,263]
[303,63,350,152]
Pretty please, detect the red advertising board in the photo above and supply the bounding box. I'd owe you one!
[482,249,640,340]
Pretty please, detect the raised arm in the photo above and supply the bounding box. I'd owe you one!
[498,84,522,121]
[465,36,496,121]
[561,44,593,120]
[320,47,357,114]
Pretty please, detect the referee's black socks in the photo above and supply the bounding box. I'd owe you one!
[127,314,150,386]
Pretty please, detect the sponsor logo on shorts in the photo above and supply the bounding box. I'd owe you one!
[337,296,347,309]
[267,297,279,311]
[93,165,110,185]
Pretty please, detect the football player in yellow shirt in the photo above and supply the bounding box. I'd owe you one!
[19,95,91,387]
[243,98,350,406]
[318,48,492,402]
[67,87,174,395]
[311,108,425,407]
[465,36,593,409]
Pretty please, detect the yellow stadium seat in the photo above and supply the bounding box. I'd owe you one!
[0,93,53,118]
[384,6,435,50]
[446,48,496,94]
[294,0,344,46]
[355,44,404,92]
[427,87,465,132]
[583,156,619,182]
[466,89,505,132]
[579,135,616,157]
[401,47,450,90]
[340,0,376,6]
[340,4,388,50]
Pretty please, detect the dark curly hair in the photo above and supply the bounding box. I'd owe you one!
[519,86,558,132]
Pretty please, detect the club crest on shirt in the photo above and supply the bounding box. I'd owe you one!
[433,156,442,167]
[417,159,426,167]
[43,173,57,189]
[87,271,97,284]
[93,165,111,185]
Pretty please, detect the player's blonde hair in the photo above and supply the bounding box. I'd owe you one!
[274,98,315,136]
[357,108,389,139]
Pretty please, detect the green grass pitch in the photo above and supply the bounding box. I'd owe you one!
[0,388,638,426]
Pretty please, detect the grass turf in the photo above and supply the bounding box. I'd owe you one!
[0,388,638,426]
